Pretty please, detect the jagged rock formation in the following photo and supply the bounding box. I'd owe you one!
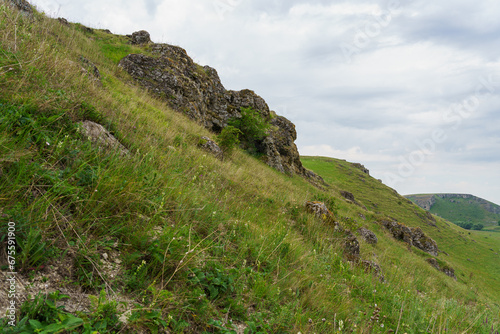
[118,33,322,181]
[381,220,439,256]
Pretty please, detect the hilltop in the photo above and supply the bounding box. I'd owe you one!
[0,1,499,333]
[406,194,500,230]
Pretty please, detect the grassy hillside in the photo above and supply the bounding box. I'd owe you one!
[406,194,500,228]
[0,3,499,333]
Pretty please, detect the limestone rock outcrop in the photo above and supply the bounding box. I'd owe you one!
[118,36,321,180]
[381,220,439,256]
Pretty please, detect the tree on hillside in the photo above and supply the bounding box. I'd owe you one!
[498,220,500,226]
[473,223,484,231]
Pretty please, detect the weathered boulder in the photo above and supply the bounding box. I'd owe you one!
[341,190,356,202]
[118,42,319,180]
[78,121,128,156]
[357,227,378,245]
[130,30,151,45]
[198,136,223,160]
[426,258,457,280]
[381,220,438,256]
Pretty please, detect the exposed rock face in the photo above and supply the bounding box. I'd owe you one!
[198,136,223,160]
[118,40,318,179]
[78,121,128,156]
[130,30,151,45]
[381,220,439,256]
[357,227,378,245]
[426,258,457,280]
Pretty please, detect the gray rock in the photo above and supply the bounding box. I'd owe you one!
[78,121,128,156]
[130,30,151,45]
[199,136,223,160]
[358,227,378,245]
[10,0,32,14]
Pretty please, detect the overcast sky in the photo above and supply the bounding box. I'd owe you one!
[30,0,500,206]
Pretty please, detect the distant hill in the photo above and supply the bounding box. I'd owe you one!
[405,193,500,227]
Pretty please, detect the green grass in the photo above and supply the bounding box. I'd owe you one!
[0,4,499,333]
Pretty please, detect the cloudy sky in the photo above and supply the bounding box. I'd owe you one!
[30,0,500,205]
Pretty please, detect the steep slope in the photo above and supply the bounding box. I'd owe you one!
[0,2,498,333]
[406,194,500,227]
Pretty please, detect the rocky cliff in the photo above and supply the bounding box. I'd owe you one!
[118,34,321,182]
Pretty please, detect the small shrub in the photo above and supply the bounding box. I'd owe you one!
[217,125,242,154]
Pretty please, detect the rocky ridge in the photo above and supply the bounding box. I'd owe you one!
[118,33,322,182]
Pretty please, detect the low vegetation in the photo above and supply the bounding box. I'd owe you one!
[0,3,499,333]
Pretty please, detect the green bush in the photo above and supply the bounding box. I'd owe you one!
[228,107,269,154]
[216,125,242,154]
